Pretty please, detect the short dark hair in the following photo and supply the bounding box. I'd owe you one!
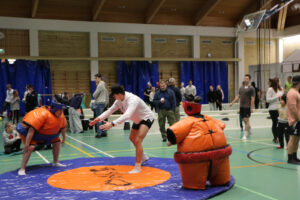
[292,75,300,86]
[245,74,251,79]
[28,84,34,89]
[110,84,125,96]
[94,73,102,78]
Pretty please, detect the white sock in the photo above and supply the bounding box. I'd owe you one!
[18,169,26,176]
[128,163,141,174]
[141,154,149,165]
[53,162,67,167]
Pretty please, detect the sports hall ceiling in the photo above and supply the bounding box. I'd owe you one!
[0,0,300,29]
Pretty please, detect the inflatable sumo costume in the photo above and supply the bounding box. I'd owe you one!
[167,95,232,190]
[17,102,67,145]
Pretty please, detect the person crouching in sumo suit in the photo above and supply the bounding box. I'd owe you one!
[16,101,67,175]
[167,95,232,190]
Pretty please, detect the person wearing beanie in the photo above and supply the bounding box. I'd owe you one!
[16,101,67,175]
[286,75,300,164]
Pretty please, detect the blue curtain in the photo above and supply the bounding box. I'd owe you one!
[117,61,159,99]
[0,60,52,115]
[180,61,228,104]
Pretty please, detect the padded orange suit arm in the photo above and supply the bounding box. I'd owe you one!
[167,117,194,144]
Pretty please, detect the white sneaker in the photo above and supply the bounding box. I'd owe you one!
[18,169,26,176]
[53,162,67,167]
[128,163,141,174]
[242,135,247,140]
[141,154,149,165]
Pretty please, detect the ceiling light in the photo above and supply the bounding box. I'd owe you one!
[8,59,16,64]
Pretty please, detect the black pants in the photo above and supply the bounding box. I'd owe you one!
[4,139,21,154]
[150,102,155,111]
[12,110,19,124]
[277,122,290,148]
[1,101,10,115]
[216,101,222,111]
[269,110,279,140]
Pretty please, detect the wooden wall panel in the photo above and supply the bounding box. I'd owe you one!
[98,33,143,57]
[200,36,234,58]
[244,38,277,74]
[39,31,89,57]
[158,61,181,86]
[0,29,29,56]
[50,60,90,107]
[98,61,118,92]
[152,35,192,58]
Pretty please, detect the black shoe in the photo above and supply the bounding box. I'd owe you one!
[162,139,167,142]
[101,134,107,137]
[79,131,84,133]
[287,159,300,165]
[95,135,102,138]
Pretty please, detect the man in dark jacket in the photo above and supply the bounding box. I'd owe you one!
[207,85,217,111]
[168,78,182,122]
[25,85,37,113]
[153,80,176,142]
[68,93,84,133]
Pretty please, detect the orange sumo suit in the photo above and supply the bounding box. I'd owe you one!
[167,100,232,190]
[18,107,67,145]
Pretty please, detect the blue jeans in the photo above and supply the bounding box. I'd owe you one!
[94,103,107,136]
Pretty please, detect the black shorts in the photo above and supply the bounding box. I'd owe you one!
[240,107,251,119]
[132,119,154,130]
[288,122,300,136]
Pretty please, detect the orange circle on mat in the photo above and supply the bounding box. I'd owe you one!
[47,165,171,191]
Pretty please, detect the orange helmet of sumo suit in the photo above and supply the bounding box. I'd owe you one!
[167,95,232,190]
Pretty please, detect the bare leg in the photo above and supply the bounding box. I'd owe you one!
[128,124,149,173]
[19,145,35,175]
[52,142,60,164]
[243,117,250,132]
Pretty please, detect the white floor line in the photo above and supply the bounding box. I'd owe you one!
[226,135,277,147]
[35,151,50,164]
[66,135,114,158]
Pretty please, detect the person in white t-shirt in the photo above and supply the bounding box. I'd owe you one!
[90,84,154,174]
[1,84,14,117]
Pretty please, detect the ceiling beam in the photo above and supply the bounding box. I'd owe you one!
[277,3,288,31]
[92,0,107,21]
[145,0,166,24]
[31,0,39,18]
[236,0,274,25]
[194,0,222,26]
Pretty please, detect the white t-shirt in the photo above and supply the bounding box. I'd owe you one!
[96,92,154,126]
[5,89,14,102]
[266,87,284,110]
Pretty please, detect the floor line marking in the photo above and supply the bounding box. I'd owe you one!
[35,151,50,164]
[231,162,286,169]
[226,135,277,147]
[65,141,94,158]
[235,184,278,200]
[66,135,114,158]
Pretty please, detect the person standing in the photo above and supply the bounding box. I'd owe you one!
[89,85,154,174]
[149,87,156,111]
[266,78,284,143]
[25,85,37,113]
[207,85,217,111]
[168,78,182,122]
[229,74,255,140]
[251,82,261,109]
[180,82,185,100]
[286,75,300,164]
[93,73,109,138]
[22,84,29,104]
[277,94,289,149]
[68,93,84,133]
[285,76,292,94]
[153,80,176,142]
[1,84,14,117]
[10,90,20,124]
[185,80,196,97]
[144,82,152,105]
[216,85,224,111]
